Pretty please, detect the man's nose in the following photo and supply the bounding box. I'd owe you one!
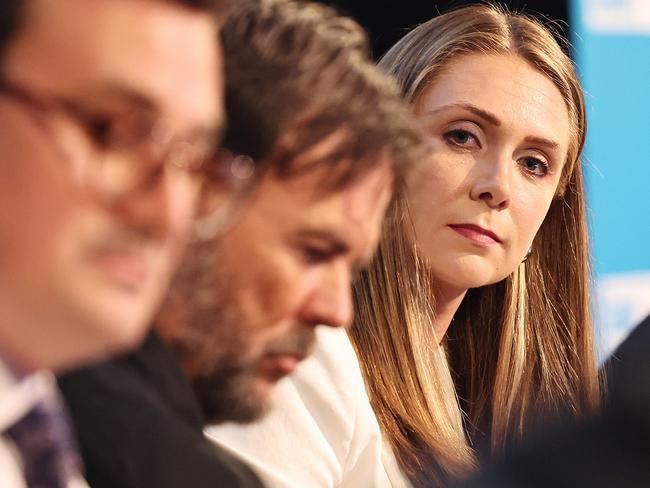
[301,264,354,330]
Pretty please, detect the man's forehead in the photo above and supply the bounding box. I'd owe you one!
[263,158,394,247]
[293,155,394,208]
[10,0,222,129]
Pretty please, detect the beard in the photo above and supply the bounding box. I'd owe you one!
[193,353,267,424]
[161,236,316,425]
[194,325,316,424]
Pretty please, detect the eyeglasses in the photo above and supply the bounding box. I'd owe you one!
[194,150,258,241]
[0,76,240,183]
[0,75,258,238]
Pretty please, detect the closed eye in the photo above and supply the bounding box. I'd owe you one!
[302,245,335,264]
[293,229,351,267]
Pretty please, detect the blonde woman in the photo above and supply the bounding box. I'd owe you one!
[210,4,601,487]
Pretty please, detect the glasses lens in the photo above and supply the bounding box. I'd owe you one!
[192,150,257,241]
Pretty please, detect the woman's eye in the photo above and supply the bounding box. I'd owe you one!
[443,129,479,149]
[520,157,549,177]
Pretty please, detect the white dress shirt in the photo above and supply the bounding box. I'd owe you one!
[0,358,88,488]
[206,327,411,488]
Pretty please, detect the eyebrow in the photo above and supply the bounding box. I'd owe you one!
[295,229,350,255]
[524,135,560,150]
[423,102,562,151]
[92,83,225,143]
[422,103,502,127]
[92,83,158,110]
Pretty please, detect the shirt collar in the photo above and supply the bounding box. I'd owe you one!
[0,356,55,431]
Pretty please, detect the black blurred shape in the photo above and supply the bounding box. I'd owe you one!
[318,1,570,59]
[455,315,650,488]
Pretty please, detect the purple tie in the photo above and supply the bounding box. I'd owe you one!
[4,391,83,488]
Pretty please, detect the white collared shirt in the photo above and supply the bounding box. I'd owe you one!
[0,358,88,488]
[206,327,411,488]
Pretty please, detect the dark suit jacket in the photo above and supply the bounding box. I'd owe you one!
[455,314,650,488]
[605,314,650,391]
[58,332,264,488]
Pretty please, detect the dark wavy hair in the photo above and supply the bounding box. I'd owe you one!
[220,0,426,191]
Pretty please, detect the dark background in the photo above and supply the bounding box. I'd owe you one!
[317,1,570,59]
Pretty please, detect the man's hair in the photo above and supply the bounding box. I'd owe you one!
[163,0,236,12]
[0,0,231,62]
[220,0,425,190]
[0,2,24,59]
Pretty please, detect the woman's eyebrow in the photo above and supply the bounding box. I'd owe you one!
[421,102,501,127]
[423,104,562,150]
[524,135,560,150]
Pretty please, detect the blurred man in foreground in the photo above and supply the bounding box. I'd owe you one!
[59,0,426,486]
[457,314,650,488]
[0,0,229,485]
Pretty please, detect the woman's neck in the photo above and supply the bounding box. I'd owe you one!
[432,284,467,343]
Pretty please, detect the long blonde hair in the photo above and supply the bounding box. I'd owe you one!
[349,5,600,486]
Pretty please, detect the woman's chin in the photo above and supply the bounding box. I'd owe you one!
[427,254,505,289]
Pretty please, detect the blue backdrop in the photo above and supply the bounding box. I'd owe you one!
[571,0,650,357]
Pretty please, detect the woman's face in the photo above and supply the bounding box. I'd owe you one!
[409,53,570,294]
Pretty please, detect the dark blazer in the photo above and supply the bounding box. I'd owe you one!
[455,314,650,488]
[58,332,264,488]
[605,313,650,390]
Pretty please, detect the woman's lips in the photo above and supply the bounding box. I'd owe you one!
[448,224,502,246]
